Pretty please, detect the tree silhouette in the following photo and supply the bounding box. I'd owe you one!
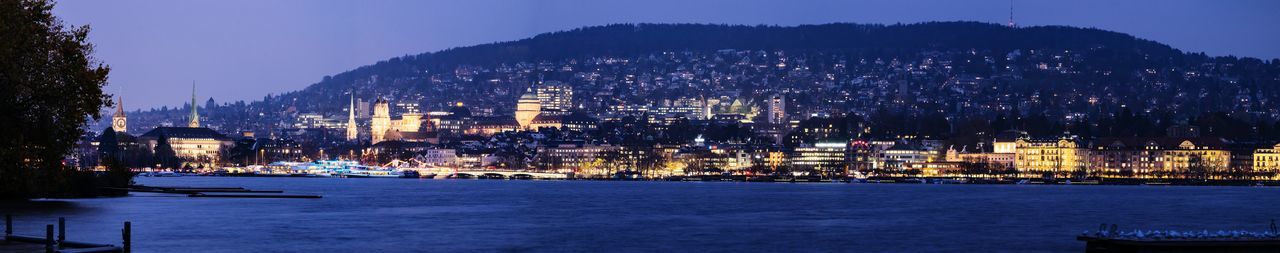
[153,134,181,169]
[98,128,119,160]
[1,0,112,199]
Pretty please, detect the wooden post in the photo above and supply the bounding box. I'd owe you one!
[58,217,65,245]
[122,221,131,253]
[4,215,10,235]
[45,224,54,253]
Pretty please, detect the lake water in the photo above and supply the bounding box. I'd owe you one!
[4,177,1279,252]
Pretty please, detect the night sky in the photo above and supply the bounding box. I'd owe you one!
[52,0,1280,109]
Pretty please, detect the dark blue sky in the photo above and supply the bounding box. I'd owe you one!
[53,0,1280,109]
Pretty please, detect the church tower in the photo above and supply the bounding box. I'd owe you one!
[346,93,358,141]
[515,87,541,129]
[112,96,127,133]
[370,98,391,144]
[188,83,200,128]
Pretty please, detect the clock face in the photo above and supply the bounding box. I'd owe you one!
[113,118,126,129]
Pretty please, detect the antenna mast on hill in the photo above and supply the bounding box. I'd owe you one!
[1008,0,1017,28]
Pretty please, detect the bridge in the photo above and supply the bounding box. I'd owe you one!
[398,167,569,180]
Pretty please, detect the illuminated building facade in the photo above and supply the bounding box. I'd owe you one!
[1254,143,1280,179]
[791,142,848,176]
[1014,137,1087,177]
[370,98,391,144]
[536,81,573,112]
[1089,138,1231,178]
[515,88,541,128]
[139,127,233,169]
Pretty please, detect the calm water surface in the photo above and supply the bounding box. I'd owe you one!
[4,177,1280,252]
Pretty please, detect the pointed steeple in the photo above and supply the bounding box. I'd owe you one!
[346,90,358,141]
[115,96,125,116]
[112,96,128,133]
[188,81,200,128]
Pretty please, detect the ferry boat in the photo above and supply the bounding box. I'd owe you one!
[341,165,402,178]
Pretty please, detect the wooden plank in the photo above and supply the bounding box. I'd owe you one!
[188,194,321,199]
[58,240,114,248]
[56,246,122,253]
[4,234,48,243]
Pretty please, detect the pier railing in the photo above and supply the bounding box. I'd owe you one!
[3,215,130,253]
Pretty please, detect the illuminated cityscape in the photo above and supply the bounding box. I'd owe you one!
[7,1,1280,252]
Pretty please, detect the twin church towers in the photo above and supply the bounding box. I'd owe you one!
[110,83,201,133]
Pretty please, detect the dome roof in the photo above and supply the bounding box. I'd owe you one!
[518,88,538,101]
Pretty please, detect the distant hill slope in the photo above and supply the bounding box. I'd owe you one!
[307,22,1182,94]
[121,22,1279,134]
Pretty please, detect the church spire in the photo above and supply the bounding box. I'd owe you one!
[112,96,127,133]
[189,81,200,128]
[346,90,358,141]
[115,96,125,116]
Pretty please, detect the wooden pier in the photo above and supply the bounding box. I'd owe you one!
[106,185,321,198]
[2,215,129,253]
[1079,223,1280,253]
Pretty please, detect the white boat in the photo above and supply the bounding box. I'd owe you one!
[341,165,402,178]
[343,169,402,178]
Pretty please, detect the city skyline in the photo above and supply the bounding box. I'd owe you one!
[8,1,1280,251]
[54,0,1280,109]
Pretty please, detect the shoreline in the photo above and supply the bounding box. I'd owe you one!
[141,174,1280,187]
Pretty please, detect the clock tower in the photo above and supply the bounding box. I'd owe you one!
[112,96,127,133]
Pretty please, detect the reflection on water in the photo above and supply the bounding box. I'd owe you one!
[4,177,1279,252]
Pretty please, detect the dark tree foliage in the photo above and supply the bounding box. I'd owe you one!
[98,127,119,159]
[153,134,182,169]
[1,0,112,199]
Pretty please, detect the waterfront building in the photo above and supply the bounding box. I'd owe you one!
[456,149,493,169]
[250,138,304,164]
[1146,139,1231,178]
[1089,138,1231,179]
[138,127,233,169]
[364,140,433,164]
[418,148,458,167]
[876,142,938,171]
[1014,136,1087,177]
[536,142,619,174]
[1254,143,1280,179]
[945,146,1016,169]
[906,161,964,177]
[791,142,849,177]
[847,140,873,173]
[992,130,1026,154]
